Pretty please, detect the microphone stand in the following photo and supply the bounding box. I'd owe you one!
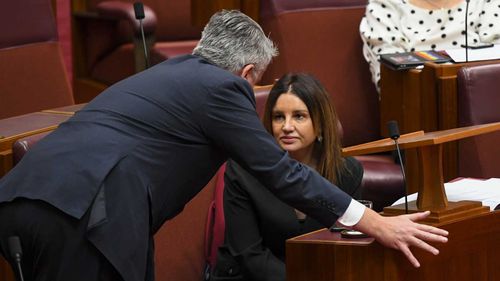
[134,2,150,69]
[8,236,25,281]
[387,121,408,214]
[394,137,408,214]
[465,0,470,62]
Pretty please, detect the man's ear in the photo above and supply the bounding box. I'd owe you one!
[240,64,257,86]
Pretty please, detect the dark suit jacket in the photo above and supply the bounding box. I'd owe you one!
[0,55,353,281]
[213,158,363,281]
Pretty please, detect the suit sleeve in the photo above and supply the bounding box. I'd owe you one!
[222,161,286,281]
[197,78,352,227]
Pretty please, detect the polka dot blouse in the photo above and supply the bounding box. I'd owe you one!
[360,0,500,87]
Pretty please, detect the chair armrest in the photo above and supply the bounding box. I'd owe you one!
[95,1,157,36]
[12,131,51,165]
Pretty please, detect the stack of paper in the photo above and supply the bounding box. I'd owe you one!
[445,44,500,63]
[392,178,500,211]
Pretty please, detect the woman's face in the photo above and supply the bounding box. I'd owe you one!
[271,93,317,162]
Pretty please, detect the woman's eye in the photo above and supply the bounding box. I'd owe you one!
[294,114,305,121]
[273,115,284,121]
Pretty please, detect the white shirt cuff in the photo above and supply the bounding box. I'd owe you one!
[337,199,366,227]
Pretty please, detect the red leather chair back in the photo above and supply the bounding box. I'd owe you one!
[254,85,273,118]
[154,176,217,281]
[77,0,202,92]
[260,0,367,20]
[0,0,74,119]
[88,0,201,41]
[457,63,500,178]
[259,0,378,146]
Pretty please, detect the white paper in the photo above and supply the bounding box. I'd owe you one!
[392,178,500,211]
[445,44,500,63]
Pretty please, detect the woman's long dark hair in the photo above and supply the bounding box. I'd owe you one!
[262,73,345,184]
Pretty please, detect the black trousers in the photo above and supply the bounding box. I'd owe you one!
[0,198,123,281]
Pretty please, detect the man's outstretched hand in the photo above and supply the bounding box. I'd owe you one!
[353,208,449,268]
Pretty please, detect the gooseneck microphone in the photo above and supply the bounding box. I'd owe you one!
[387,120,408,214]
[8,236,25,281]
[134,2,150,69]
[464,0,470,62]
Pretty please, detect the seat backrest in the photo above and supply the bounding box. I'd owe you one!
[260,0,367,20]
[72,0,203,102]
[0,0,74,119]
[154,170,218,281]
[88,0,202,42]
[259,0,378,146]
[204,164,226,274]
[457,63,500,178]
[254,85,273,118]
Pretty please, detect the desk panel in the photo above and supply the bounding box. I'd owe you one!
[287,211,500,281]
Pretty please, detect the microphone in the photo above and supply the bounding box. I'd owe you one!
[464,0,470,62]
[133,2,150,69]
[387,120,409,214]
[8,236,25,281]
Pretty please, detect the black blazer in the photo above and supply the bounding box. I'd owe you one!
[213,158,363,281]
[0,55,353,281]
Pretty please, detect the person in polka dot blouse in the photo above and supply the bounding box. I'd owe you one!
[360,0,500,92]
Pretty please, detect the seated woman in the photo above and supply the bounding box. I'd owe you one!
[360,0,500,89]
[211,73,363,281]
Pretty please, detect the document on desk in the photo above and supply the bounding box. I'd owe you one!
[446,44,500,63]
[393,178,500,211]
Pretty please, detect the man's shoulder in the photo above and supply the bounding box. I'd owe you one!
[168,55,250,89]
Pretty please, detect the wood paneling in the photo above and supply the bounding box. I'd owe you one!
[287,211,500,281]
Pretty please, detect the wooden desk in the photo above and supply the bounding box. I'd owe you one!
[0,112,72,177]
[42,103,86,115]
[379,60,500,189]
[287,211,500,281]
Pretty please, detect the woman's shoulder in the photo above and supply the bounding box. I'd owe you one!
[344,156,363,175]
[337,156,364,196]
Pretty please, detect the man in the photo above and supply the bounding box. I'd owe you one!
[0,10,447,281]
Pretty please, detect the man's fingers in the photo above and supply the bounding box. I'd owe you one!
[410,235,440,255]
[416,224,449,239]
[399,244,420,268]
[375,212,450,268]
[406,210,431,221]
